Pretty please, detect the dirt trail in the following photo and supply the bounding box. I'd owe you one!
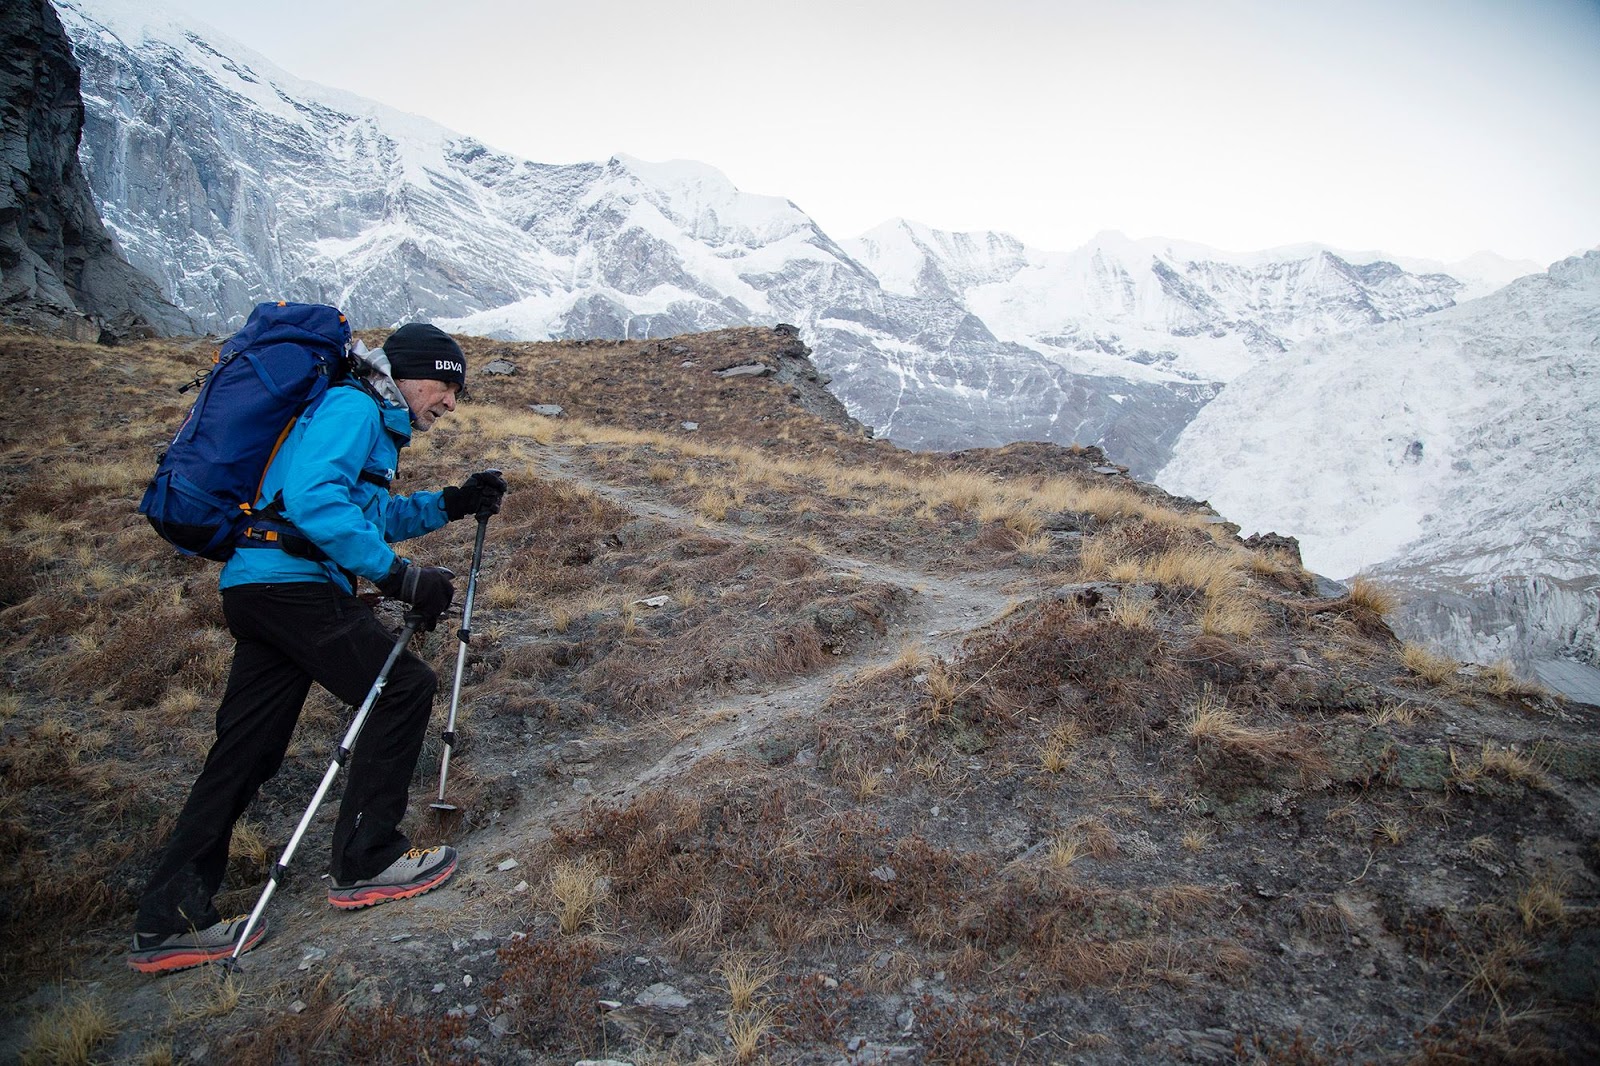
[465,444,1018,844]
[39,443,1028,1051]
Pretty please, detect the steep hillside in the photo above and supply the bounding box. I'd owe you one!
[1,324,1596,1064]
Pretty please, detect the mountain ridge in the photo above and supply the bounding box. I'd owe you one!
[55,0,1525,479]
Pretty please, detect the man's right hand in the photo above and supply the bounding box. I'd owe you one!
[376,559,455,621]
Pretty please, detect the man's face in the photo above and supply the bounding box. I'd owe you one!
[397,378,460,432]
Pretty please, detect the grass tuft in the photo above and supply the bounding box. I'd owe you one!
[548,858,607,935]
[21,995,117,1066]
[1401,643,1459,686]
[1344,576,1398,617]
[1517,876,1567,931]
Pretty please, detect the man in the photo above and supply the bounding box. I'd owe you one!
[129,322,507,974]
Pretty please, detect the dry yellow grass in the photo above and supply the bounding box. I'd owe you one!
[1477,744,1547,788]
[726,1007,774,1064]
[228,819,271,874]
[1474,660,1547,700]
[1073,817,1121,859]
[1146,547,1244,596]
[138,1043,175,1066]
[1106,595,1156,629]
[1185,690,1302,766]
[548,858,607,935]
[925,470,996,514]
[165,971,242,1023]
[1039,721,1083,774]
[1248,549,1308,585]
[1401,642,1460,686]
[1369,701,1421,727]
[1015,531,1056,558]
[1200,593,1261,638]
[21,995,117,1066]
[1517,876,1567,931]
[1076,535,1121,579]
[847,760,886,801]
[432,404,558,446]
[924,660,961,723]
[695,488,734,522]
[155,687,208,727]
[1106,559,1144,583]
[1072,483,1145,521]
[717,956,779,1013]
[1344,576,1398,617]
[1046,833,1085,874]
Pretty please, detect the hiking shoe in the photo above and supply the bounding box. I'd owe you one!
[128,915,267,974]
[328,845,458,910]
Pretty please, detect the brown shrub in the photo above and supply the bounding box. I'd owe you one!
[0,552,34,610]
[773,972,860,1048]
[341,1007,471,1065]
[961,600,1171,730]
[485,935,603,1051]
[918,994,1025,1065]
[552,785,977,948]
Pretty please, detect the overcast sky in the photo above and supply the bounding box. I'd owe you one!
[158,0,1599,265]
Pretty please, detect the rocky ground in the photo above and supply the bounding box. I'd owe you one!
[1,325,1596,1064]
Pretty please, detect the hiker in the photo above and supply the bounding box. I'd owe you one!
[129,323,507,974]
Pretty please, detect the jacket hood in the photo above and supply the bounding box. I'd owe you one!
[353,341,409,408]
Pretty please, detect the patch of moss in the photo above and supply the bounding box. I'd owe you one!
[1325,724,1452,791]
[1533,740,1600,784]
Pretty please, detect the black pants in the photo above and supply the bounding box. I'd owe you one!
[135,582,437,935]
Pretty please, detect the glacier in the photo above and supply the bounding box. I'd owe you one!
[1160,252,1600,678]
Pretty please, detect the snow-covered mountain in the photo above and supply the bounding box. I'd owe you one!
[845,222,1528,387]
[55,0,1534,478]
[1160,252,1600,675]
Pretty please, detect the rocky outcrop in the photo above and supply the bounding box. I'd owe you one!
[0,0,188,341]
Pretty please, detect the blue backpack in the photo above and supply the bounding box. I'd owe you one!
[139,301,355,561]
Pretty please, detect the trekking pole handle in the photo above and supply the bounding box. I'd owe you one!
[475,468,503,520]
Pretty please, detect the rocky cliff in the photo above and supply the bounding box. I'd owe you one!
[0,0,188,341]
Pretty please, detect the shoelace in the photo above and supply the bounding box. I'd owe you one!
[403,847,440,861]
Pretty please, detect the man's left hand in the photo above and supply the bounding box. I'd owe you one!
[443,469,507,520]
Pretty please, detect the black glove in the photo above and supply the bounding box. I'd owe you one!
[376,559,456,623]
[442,469,507,521]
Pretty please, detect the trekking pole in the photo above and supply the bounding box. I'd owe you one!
[225,612,425,970]
[431,505,493,813]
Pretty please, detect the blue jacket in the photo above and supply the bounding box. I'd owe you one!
[220,381,449,593]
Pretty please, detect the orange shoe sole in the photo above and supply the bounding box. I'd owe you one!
[127,923,266,974]
[327,854,458,910]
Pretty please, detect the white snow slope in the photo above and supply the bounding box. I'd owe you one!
[1160,252,1600,669]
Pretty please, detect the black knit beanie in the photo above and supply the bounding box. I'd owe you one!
[383,323,466,391]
